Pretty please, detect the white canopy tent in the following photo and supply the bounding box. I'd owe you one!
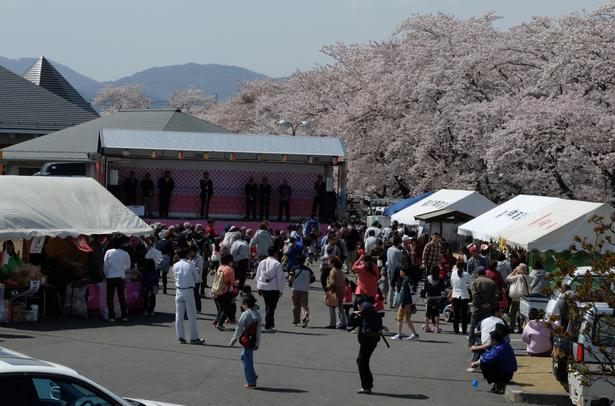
[0,176,153,239]
[498,199,615,252]
[458,195,559,242]
[391,189,496,226]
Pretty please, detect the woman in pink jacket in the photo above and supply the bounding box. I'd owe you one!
[521,309,552,356]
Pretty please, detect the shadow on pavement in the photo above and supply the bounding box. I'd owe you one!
[414,339,452,344]
[0,333,35,339]
[274,330,325,336]
[253,387,308,393]
[5,313,175,332]
[370,393,429,400]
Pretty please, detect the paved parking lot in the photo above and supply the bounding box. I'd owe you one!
[1,275,526,406]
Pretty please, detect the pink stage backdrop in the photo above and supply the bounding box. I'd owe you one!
[110,164,321,218]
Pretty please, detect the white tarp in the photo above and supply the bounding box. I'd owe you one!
[0,176,154,239]
[391,189,496,226]
[458,195,559,241]
[498,199,615,252]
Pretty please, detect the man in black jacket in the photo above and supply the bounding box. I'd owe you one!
[199,171,214,219]
[141,173,154,217]
[123,171,138,205]
[158,170,174,218]
[258,176,272,220]
[244,177,258,220]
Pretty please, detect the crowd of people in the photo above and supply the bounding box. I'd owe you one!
[83,215,557,394]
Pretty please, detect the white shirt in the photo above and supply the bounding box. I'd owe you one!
[255,256,285,292]
[173,259,199,289]
[103,248,131,279]
[480,316,504,345]
[364,236,377,255]
[450,270,472,299]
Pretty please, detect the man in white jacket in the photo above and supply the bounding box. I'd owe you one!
[255,246,285,331]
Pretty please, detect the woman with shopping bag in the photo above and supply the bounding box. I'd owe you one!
[506,264,529,333]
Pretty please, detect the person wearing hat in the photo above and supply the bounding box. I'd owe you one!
[466,244,488,278]
[469,266,499,348]
[173,246,205,344]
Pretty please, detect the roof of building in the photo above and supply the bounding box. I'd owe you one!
[0,65,98,134]
[23,57,97,115]
[1,109,230,162]
[99,128,347,157]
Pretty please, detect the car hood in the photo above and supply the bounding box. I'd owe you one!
[124,398,185,406]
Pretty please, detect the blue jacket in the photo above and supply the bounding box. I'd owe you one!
[481,341,517,375]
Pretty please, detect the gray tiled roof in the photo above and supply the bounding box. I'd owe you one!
[0,65,98,133]
[23,57,97,115]
[100,128,347,157]
[2,109,229,162]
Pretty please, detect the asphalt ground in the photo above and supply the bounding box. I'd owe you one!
[1,268,529,406]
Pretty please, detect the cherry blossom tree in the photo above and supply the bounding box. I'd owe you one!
[168,87,212,116]
[206,3,615,203]
[92,84,152,115]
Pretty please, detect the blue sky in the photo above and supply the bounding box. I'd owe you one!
[0,0,608,80]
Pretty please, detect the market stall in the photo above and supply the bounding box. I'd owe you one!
[492,199,615,270]
[0,176,154,322]
[457,195,559,242]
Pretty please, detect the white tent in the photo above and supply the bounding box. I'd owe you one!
[498,199,615,252]
[458,195,559,242]
[0,176,153,239]
[391,189,496,226]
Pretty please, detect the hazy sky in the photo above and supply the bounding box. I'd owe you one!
[0,0,608,81]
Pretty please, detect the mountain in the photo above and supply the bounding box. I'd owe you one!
[111,63,268,103]
[0,57,268,104]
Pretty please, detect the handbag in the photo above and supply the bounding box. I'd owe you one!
[325,290,338,307]
[509,275,529,299]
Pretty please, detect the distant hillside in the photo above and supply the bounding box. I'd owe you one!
[0,57,268,104]
[111,63,268,103]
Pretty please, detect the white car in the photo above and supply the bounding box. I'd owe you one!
[0,347,183,406]
[567,303,615,405]
[545,267,614,320]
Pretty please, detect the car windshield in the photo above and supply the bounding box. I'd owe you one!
[593,315,615,347]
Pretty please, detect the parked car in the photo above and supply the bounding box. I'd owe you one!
[568,303,615,406]
[33,162,87,177]
[545,267,614,320]
[0,347,182,406]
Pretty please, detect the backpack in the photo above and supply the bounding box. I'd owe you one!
[211,266,227,296]
[358,303,382,339]
[240,320,258,349]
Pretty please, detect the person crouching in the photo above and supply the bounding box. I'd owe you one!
[470,323,517,394]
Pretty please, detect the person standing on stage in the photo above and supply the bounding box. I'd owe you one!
[123,170,139,206]
[312,174,326,218]
[141,173,154,218]
[258,176,272,220]
[278,179,292,221]
[158,170,174,218]
[199,171,214,219]
[244,177,258,220]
